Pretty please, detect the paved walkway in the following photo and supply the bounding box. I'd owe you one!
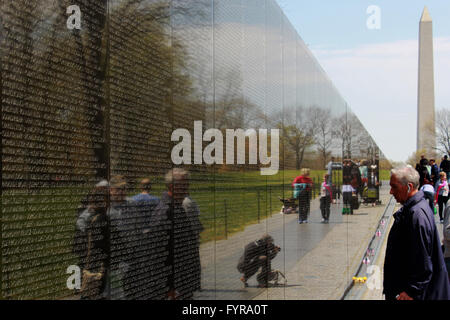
[194,184,392,300]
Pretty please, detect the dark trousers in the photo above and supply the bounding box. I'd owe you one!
[242,258,273,285]
[298,192,310,221]
[423,191,434,212]
[343,191,353,214]
[320,196,331,220]
[438,195,448,220]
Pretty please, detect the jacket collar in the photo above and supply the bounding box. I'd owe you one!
[394,190,424,220]
[403,190,424,209]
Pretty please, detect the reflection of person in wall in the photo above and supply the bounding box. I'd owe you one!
[151,168,201,300]
[76,176,132,299]
[342,160,355,215]
[237,234,281,288]
[132,178,159,207]
[73,179,109,272]
[182,195,204,292]
[359,160,368,196]
[80,185,111,300]
[292,168,313,224]
[320,174,333,223]
[122,178,161,300]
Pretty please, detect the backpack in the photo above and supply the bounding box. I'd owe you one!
[293,183,308,198]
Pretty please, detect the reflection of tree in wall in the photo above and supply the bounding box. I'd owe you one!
[1,0,113,299]
[108,1,182,181]
[333,111,377,161]
[1,0,110,186]
[333,113,352,160]
[276,106,317,170]
[204,69,265,172]
[312,107,333,168]
[351,118,369,159]
[206,69,265,130]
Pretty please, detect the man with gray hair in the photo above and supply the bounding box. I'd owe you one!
[383,166,450,300]
[149,168,201,299]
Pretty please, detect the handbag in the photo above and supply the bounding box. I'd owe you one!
[81,269,104,297]
[351,193,360,210]
[80,226,105,298]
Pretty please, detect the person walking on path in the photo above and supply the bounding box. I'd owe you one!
[417,159,431,188]
[320,174,333,223]
[430,159,439,186]
[435,172,449,224]
[293,168,313,224]
[384,166,450,300]
[440,155,450,181]
[342,160,355,215]
[420,178,435,213]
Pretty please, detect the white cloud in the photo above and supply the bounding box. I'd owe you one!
[312,37,450,161]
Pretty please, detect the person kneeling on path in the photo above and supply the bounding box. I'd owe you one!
[237,234,281,288]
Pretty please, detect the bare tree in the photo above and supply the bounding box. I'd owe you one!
[276,106,317,170]
[332,113,350,160]
[332,111,370,160]
[206,69,265,130]
[432,108,450,156]
[312,107,333,167]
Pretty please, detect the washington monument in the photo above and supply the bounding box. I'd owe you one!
[417,6,436,154]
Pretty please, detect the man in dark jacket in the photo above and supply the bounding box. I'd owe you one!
[237,234,280,288]
[384,166,450,300]
[429,159,439,186]
[149,168,201,300]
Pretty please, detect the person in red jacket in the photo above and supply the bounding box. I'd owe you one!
[292,168,313,224]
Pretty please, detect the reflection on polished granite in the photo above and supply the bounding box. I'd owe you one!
[195,184,391,300]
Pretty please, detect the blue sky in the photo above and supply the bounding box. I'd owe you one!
[276,0,450,162]
[276,0,450,48]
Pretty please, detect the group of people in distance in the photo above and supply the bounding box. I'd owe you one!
[416,155,450,223]
[291,158,366,224]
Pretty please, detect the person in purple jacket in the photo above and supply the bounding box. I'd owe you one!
[384,166,450,300]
